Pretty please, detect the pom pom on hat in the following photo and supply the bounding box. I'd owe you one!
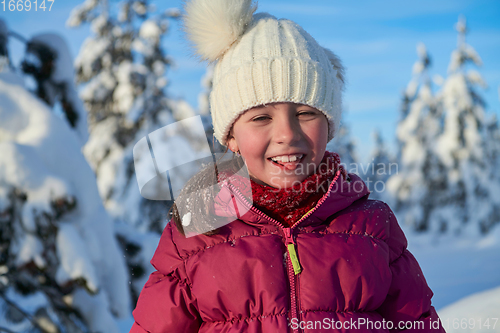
[183,0,257,62]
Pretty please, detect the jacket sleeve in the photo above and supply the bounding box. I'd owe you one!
[130,222,202,333]
[376,204,445,333]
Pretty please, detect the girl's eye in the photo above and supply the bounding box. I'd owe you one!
[297,111,319,118]
[252,115,271,122]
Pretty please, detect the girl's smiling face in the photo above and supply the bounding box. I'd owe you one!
[227,102,329,189]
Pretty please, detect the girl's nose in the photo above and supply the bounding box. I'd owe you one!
[274,116,301,145]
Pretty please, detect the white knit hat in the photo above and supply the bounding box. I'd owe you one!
[183,0,345,145]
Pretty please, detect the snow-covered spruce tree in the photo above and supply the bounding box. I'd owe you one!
[68,0,202,304]
[386,43,447,232]
[0,75,129,332]
[68,0,181,225]
[364,129,396,201]
[433,16,500,235]
[20,33,89,145]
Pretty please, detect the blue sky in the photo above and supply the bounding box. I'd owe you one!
[2,0,500,161]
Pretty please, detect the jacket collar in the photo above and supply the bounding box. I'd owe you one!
[214,171,370,229]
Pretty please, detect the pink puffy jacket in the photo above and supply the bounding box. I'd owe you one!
[130,170,444,332]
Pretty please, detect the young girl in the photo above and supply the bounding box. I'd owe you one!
[130,0,444,332]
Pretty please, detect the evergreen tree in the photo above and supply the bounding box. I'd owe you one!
[21,34,89,144]
[389,17,500,235]
[0,73,129,333]
[433,16,500,234]
[68,0,185,230]
[68,0,203,304]
[386,42,446,232]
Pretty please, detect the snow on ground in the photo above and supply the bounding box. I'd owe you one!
[406,224,500,311]
[438,286,500,333]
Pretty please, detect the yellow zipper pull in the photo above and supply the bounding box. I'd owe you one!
[287,243,302,275]
[284,228,302,275]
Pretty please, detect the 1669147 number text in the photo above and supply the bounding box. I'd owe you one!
[2,0,54,11]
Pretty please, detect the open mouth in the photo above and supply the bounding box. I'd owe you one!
[268,154,305,169]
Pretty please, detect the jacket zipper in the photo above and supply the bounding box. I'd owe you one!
[225,169,341,333]
[283,227,300,333]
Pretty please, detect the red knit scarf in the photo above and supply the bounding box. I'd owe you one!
[222,151,346,227]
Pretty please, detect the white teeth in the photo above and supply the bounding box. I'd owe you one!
[270,154,303,163]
